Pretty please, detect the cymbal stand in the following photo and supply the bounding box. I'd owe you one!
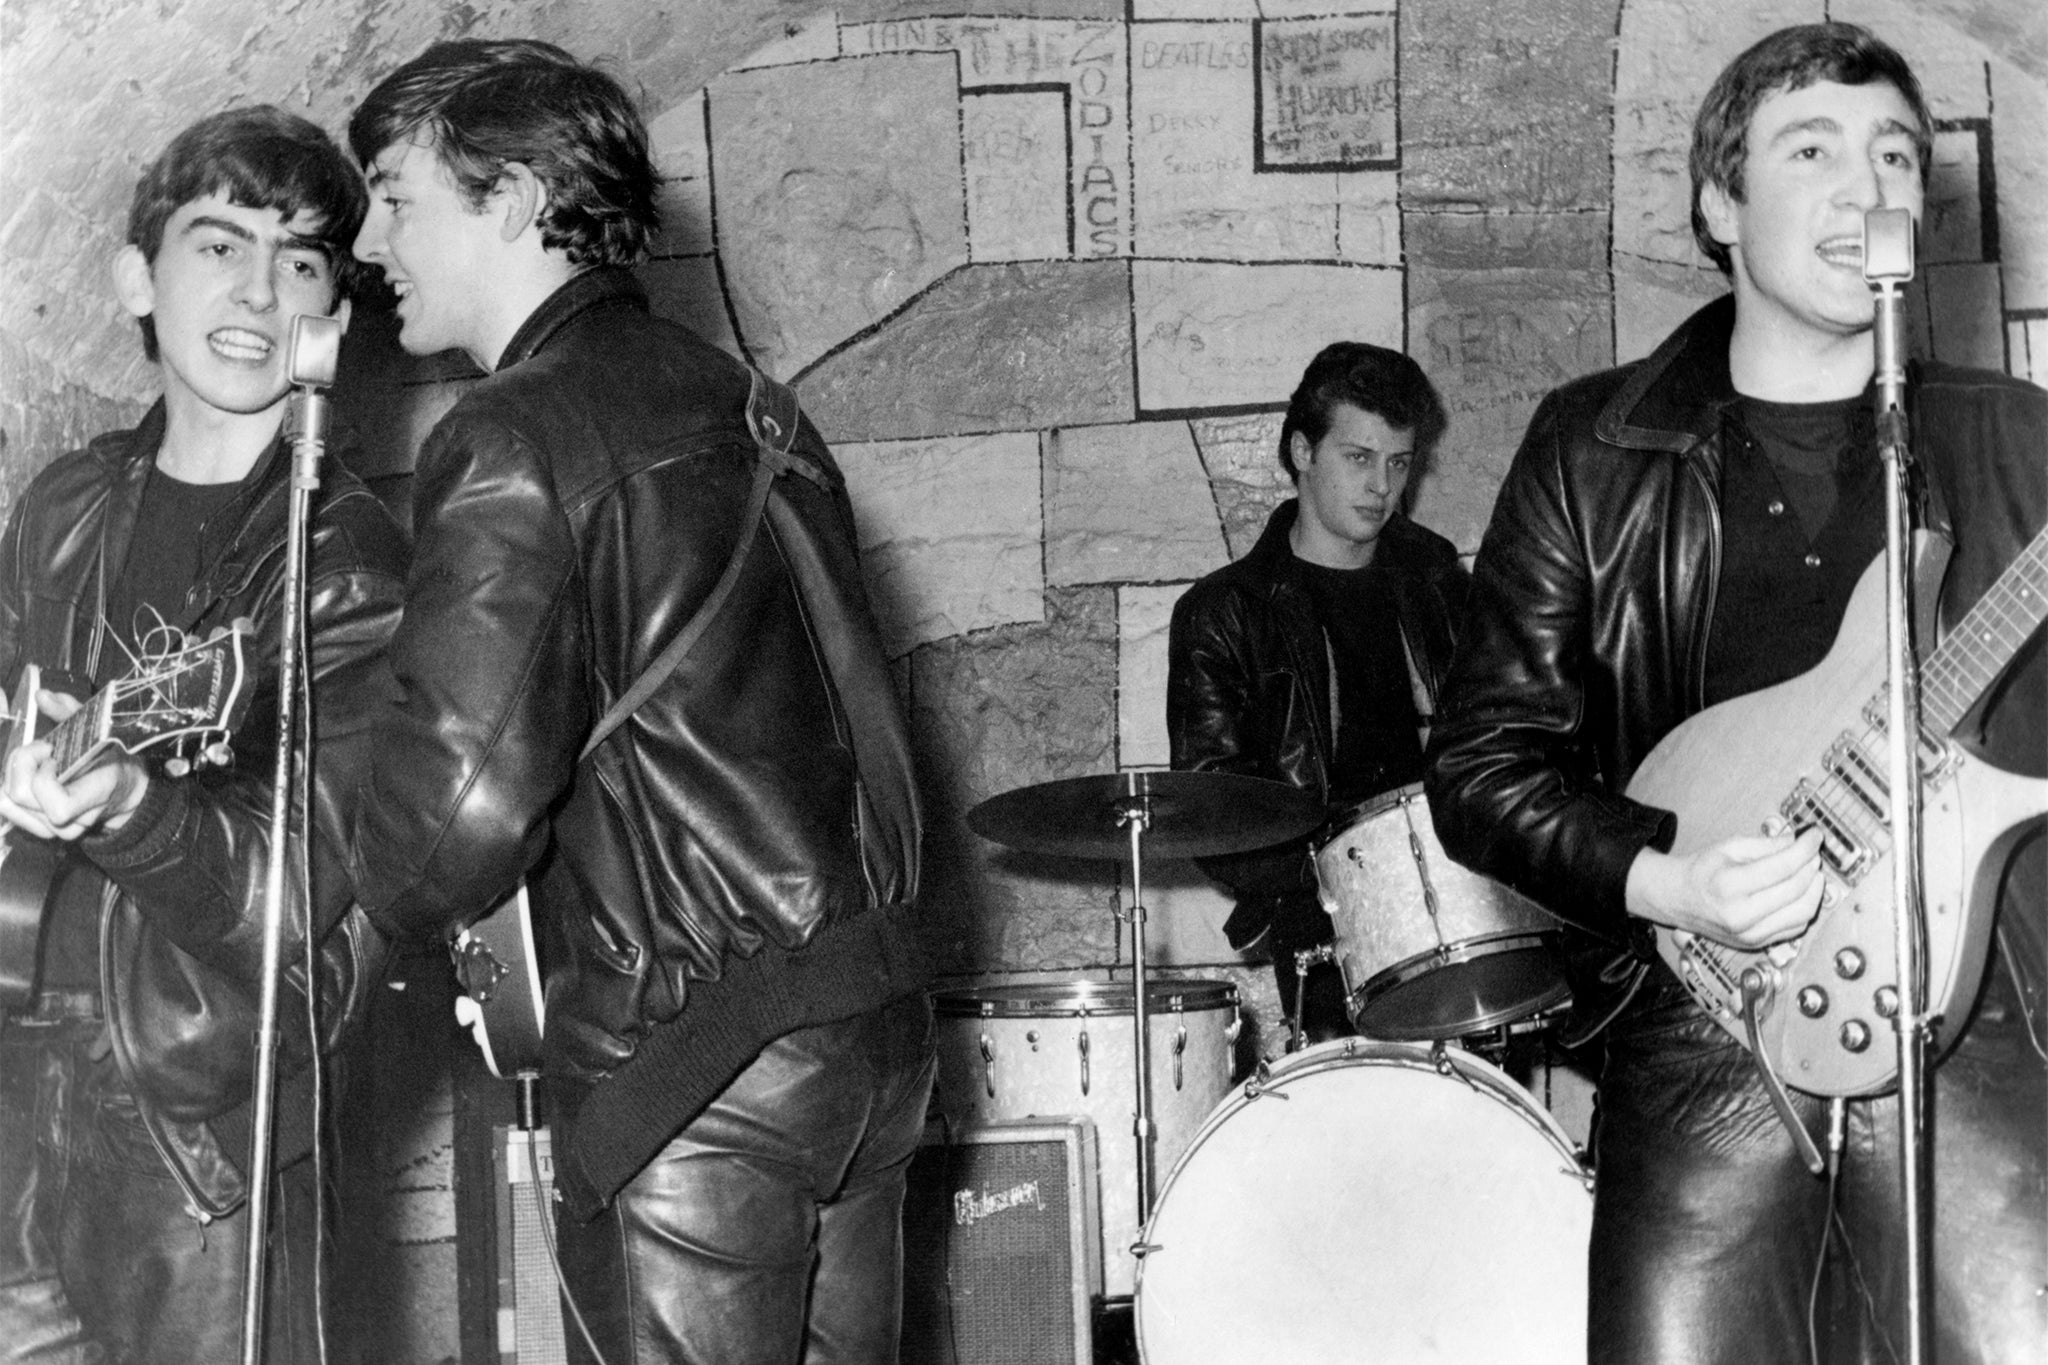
[1114,772,1158,1227]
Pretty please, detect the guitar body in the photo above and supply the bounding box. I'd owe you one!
[0,838,62,1007]
[1631,557,2048,1097]
[0,627,255,1009]
[452,883,545,1079]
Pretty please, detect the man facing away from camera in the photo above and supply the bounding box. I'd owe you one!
[0,106,406,1363]
[343,40,934,1365]
[1427,22,2045,1364]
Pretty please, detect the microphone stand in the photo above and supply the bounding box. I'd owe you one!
[240,315,342,1365]
[1864,205,1933,1365]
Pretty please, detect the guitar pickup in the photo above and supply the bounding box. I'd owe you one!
[1780,782,1873,885]
[1858,701,1957,790]
[1822,736,1888,821]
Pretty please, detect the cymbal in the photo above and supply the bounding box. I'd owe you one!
[966,770,1323,860]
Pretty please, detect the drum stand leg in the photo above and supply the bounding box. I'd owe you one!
[1116,782,1158,1229]
[1288,944,1348,1053]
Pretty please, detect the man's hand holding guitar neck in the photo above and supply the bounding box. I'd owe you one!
[0,690,151,841]
[1625,827,1827,951]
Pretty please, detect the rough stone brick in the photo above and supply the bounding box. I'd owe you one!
[1133,259,1401,413]
[1117,582,1187,769]
[798,259,1137,442]
[963,89,1071,263]
[709,51,969,378]
[839,16,1132,259]
[1044,420,1226,587]
[1401,0,1615,213]
[640,256,742,358]
[835,431,1046,655]
[1406,212,1613,553]
[911,587,1122,974]
[647,91,715,259]
[1131,18,1343,260]
[1189,412,1291,559]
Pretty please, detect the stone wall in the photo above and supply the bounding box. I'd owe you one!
[4,1,2044,1355]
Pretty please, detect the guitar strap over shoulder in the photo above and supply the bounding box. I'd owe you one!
[577,366,815,763]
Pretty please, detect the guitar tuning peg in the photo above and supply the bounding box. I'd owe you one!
[163,756,191,778]
[202,741,233,768]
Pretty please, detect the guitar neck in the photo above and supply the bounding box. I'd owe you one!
[1921,522,2048,736]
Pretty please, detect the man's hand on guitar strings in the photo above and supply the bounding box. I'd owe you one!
[1623,827,1826,951]
[0,729,152,842]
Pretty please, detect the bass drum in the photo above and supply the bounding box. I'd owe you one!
[931,979,1239,1299]
[1135,1038,1591,1364]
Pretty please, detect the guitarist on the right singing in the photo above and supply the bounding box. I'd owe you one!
[1426,22,2044,1365]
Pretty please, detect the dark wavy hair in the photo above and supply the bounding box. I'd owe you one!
[1278,342,1448,487]
[1690,22,1931,274]
[125,105,368,360]
[349,39,658,268]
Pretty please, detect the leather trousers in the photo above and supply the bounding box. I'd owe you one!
[0,1009,321,1365]
[554,992,937,1365]
[1588,961,2046,1365]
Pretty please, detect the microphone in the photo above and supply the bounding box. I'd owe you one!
[284,314,343,480]
[1862,208,1914,427]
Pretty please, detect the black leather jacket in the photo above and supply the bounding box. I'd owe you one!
[349,269,923,1107]
[0,403,407,1213]
[1168,500,1469,946]
[1427,296,2047,1021]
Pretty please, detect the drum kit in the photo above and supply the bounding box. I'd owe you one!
[951,768,1593,1363]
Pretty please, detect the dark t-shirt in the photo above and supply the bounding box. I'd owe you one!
[1296,556,1425,806]
[1704,395,1885,708]
[39,464,247,991]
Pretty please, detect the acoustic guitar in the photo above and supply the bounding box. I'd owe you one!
[0,620,256,1006]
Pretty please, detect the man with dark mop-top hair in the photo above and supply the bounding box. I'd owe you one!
[1168,342,1471,1044]
[1427,22,2045,1363]
[344,39,933,1365]
[0,106,405,1363]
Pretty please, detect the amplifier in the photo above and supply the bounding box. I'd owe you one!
[900,1118,1101,1365]
[492,1125,569,1365]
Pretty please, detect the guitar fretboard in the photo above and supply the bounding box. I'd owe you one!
[1922,522,2048,737]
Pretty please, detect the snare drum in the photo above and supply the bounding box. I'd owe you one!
[1316,783,1570,1038]
[1135,1038,1591,1364]
[931,979,1239,1298]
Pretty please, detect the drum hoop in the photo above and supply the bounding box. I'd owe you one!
[1314,780,1428,851]
[930,978,1239,1018]
[1351,931,1560,1002]
[1142,1037,1585,1238]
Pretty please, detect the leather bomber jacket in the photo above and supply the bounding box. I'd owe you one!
[1425,295,2047,1016]
[1168,499,1470,946]
[349,268,922,1087]
[0,403,408,1214]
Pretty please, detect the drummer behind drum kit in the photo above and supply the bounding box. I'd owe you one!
[943,770,1595,1364]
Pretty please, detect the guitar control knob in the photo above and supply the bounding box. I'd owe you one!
[1840,1020,1872,1053]
[1797,986,1829,1018]
[1833,948,1865,980]
[1873,986,1899,1019]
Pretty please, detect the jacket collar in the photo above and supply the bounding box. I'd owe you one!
[1594,293,1740,456]
[1244,497,1435,578]
[496,265,648,372]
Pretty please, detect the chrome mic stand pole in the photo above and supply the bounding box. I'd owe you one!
[240,314,342,1365]
[1864,205,1933,1365]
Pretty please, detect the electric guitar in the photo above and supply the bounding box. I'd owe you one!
[1631,523,2048,1098]
[452,883,544,1079]
[0,621,257,1007]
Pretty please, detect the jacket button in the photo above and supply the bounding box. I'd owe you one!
[1767,499,1786,516]
[1804,552,1822,568]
